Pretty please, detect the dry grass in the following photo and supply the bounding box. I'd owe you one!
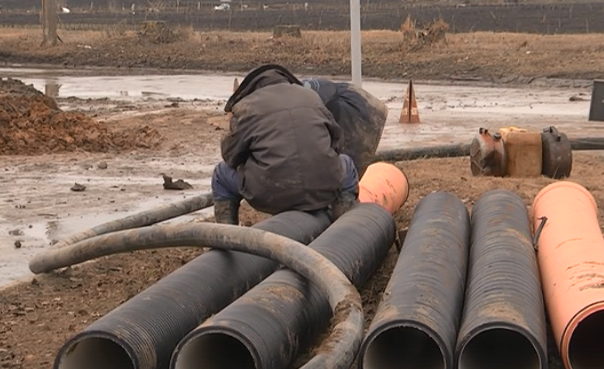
[1,28,603,81]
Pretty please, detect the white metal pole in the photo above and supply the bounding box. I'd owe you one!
[350,0,362,88]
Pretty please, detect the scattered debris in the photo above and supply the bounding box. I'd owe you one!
[98,161,108,169]
[569,94,589,102]
[8,229,23,236]
[71,183,87,192]
[14,240,22,249]
[161,173,193,190]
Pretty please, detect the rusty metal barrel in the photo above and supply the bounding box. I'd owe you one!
[358,191,471,369]
[455,190,547,369]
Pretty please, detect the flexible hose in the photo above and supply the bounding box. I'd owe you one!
[45,135,604,251]
[49,192,213,249]
[32,222,363,369]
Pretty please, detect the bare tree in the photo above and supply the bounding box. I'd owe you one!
[41,0,58,46]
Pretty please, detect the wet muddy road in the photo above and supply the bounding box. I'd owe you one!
[0,67,598,287]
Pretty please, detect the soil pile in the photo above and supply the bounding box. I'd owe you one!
[0,78,162,155]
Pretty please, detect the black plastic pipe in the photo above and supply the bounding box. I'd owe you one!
[371,136,604,164]
[358,191,471,369]
[373,144,471,163]
[46,192,213,250]
[455,190,547,369]
[570,137,604,151]
[49,210,331,369]
[170,203,395,369]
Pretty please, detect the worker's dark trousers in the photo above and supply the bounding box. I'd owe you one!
[211,154,359,203]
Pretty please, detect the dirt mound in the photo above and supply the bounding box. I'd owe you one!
[0,78,162,155]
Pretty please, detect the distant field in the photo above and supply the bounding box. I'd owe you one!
[4,0,604,9]
[1,2,604,33]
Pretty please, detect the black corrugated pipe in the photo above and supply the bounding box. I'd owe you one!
[455,190,547,369]
[357,191,471,369]
[47,192,213,250]
[170,203,395,369]
[40,219,361,369]
[41,210,331,369]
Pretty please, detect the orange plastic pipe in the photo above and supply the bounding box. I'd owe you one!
[358,162,409,215]
[532,181,604,369]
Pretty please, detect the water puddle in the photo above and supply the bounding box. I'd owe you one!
[0,195,214,288]
[0,67,592,119]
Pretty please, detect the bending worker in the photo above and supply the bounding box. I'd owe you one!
[300,76,388,178]
[211,64,360,225]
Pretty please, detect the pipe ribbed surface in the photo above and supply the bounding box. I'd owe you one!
[456,190,547,369]
[170,203,395,369]
[532,181,604,369]
[52,210,330,369]
[358,162,409,215]
[42,192,213,251]
[358,191,470,369]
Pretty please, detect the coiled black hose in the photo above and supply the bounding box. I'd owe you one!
[46,192,213,250]
[358,191,471,369]
[170,203,395,369]
[455,190,547,369]
[44,211,331,369]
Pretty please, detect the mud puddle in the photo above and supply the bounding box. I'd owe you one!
[0,150,217,288]
[0,67,593,114]
[0,194,213,288]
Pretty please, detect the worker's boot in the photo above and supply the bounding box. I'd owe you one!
[214,200,240,225]
[331,191,359,221]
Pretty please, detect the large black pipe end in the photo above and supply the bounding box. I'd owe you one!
[358,321,447,369]
[54,332,138,369]
[568,310,604,369]
[456,189,548,369]
[358,191,471,369]
[456,324,545,369]
[170,326,258,369]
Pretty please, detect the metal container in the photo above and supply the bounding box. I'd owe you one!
[541,126,572,179]
[499,127,543,177]
[470,127,506,177]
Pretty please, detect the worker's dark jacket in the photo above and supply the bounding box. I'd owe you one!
[303,78,388,178]
[221,67,345,214]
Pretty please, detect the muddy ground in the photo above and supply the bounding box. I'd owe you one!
[1,28,604,83]
[1,78,603,368]
[7,150,604,368]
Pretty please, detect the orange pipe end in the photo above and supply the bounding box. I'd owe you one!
[358,162,409,215]
[531,181,604,369]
